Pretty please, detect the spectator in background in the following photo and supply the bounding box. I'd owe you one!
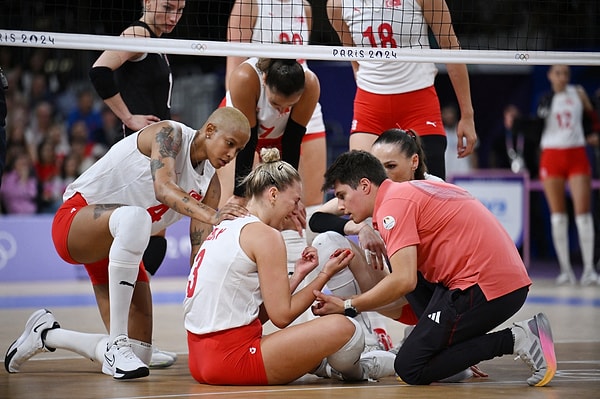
[537,65,600,286]
[35,139,61,214]
[24,101,54,163]
[66,88,105,145]
[0,150,39,214]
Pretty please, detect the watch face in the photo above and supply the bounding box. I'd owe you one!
[344,307,358,318]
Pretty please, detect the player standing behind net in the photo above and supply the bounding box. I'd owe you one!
[184,148,395,385]
[89,0,186,367]
[224,0,328,245]
[537,65,600,286]
[4,108,250,380]
[327,0,477,180]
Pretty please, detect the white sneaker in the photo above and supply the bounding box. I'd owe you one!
[438,367,473,383]
[4,309,60,373]
[149,346,177,368]
[360,349,396,381]
[102,335,149,380]
[580,270,599,286]
[555,271,576,286]
[512,313,556,386]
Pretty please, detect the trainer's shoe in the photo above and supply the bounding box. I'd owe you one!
[360,349,396,381]
[149,346,177,368]
[580,270,599,286]
[102,335,149,380]
[5,309,60,373]
[373,327,394,351]
[512,313,556,387]
[555,271,575,286]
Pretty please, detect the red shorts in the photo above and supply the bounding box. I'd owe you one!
[187,318,268,385]
[351,86,444,137]
[51,193,149,285]
[395,304,419,326]
[539,147,591,180]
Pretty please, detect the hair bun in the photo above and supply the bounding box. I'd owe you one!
[259,147,281,163]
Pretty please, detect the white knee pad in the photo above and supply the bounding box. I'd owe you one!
[312,231,358,292]
[108,206,152,265]
[327,317,365,381]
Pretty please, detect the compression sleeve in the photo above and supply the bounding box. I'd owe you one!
[281,118,306,169]
[309,211,349,235]
[89,66,119,100]
[233,124,259,197]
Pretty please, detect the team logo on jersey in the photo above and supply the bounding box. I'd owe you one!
[382,216,396,230]
[249,347,257,354]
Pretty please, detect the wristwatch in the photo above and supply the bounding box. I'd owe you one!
[344,299,358,318]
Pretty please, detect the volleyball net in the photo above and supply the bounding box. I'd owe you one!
[1,0,599,66]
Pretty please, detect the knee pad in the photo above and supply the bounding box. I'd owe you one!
[312,231,357,292]
[143,236,168,276]
[327,317,365,381]
[108,206,152,265]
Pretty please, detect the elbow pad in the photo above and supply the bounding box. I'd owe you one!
[281,118,307,169]
[309,211,348,235]
[233,124,259,197]
[89,66,119,100]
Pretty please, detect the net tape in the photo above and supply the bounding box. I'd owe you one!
[1,29,599,66]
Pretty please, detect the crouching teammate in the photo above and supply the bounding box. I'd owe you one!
[5,108,250,380]
[184,148,396,385]
[313,150,556,386]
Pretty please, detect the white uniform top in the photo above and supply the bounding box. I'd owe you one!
[251,0,309,46]
[226,58,325,138]
[63,122,215,235]
[184,215,263,334]
[540,85,586,149]
[342,0,437,94]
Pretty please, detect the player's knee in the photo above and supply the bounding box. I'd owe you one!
[109,206,152,256]
[312,231,351,269]
[327,317,364,375]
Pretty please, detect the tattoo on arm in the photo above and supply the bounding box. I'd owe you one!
[156,126,182,159]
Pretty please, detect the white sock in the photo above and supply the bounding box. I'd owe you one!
[550,213,572,274]
[129,338,153,365]
[44,328,108,363]
[304,204,322,246]
[575,213,595,273]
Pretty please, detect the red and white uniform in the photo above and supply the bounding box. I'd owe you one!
[184,215,263,334]
[63,122,215,234]
[373,179,531,301]
[540,85,586,149]
[251,0,309,46]
[343,0,437,94]
[225,58,325,139]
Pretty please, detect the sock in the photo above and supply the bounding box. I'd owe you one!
[282,229,308,276]
[550,213,572,274]
[575,213,595,273]
[129,338,153,366]
[107,206,151,341]
[44,328,108,363]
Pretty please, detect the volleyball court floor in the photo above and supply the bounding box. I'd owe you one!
[0,267,599,399]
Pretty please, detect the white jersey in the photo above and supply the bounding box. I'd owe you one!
[342,0,437,94]
[251,0,309,46]
[63,122,215,235]
[540,85,586,149]
[184,215,263,334]
[226,58,325,138]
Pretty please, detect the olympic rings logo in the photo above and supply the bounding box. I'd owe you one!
[191,42,207,52]
[0,231,17,271]
[514,53,530,61]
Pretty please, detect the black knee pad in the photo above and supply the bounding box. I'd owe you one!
[142,236,168,276]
